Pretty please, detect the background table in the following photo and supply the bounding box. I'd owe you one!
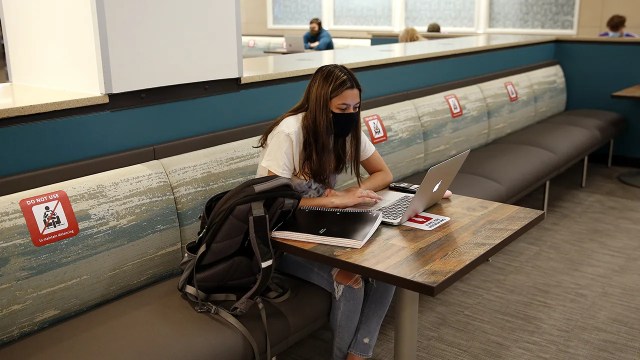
[611,84,640,187]
[611,84,640,99]
[274,195,544,359]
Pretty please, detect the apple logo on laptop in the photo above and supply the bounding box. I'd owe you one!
[433,180,442,193]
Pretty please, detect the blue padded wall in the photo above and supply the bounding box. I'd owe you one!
[555,41,640,158]
[0,42,572,177]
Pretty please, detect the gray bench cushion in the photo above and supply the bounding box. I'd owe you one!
[546,109,625,141]
[0,275,330,360]
[456,143,560,200]
[493,122,601,163]
[449,173,510,203]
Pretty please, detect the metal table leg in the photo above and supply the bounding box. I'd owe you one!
[394,288,419,360]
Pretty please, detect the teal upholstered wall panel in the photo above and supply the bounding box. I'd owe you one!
[0,43,557,177]
[159,137,261,247]
[337,101,424,188]
[412,85,489,167]
[0,161,181,344]
[478,73,536,142]
[527,65,567,122]
[555,42,640,158]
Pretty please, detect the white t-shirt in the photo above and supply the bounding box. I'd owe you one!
[257,112,376,198]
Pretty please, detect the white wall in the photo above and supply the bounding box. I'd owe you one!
[96,0,242,93]
[0,0,104,93]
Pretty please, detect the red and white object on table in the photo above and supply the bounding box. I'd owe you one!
[403,212,450,230]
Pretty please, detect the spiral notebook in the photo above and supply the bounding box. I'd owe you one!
[272,207,383,248]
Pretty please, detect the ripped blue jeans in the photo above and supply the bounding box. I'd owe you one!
[278,254,395,360]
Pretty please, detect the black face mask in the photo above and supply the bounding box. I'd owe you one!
[331,111,359,139]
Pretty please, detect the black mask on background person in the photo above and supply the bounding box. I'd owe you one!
[331,111,359,139]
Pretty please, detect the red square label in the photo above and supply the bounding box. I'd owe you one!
[19,190,80,247]
[363,114,388,144]
[504,81,518,102]
[407,214,433,224]
[444,94,463,118]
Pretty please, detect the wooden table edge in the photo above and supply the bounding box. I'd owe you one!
[273,208,545,297]
[611,84,640,99]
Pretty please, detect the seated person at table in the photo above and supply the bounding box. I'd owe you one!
[399,27,425,42]
[303,18,334,50]
[427,22,441,33]
[599,14,638,38]
[257,64,393,360]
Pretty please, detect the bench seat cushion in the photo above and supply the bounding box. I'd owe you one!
[545,109,625,141]
[0,275,330,360]
[492,122,601,163]
[449,173,510,203]
[455,144,560,201]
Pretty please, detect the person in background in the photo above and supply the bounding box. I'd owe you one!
[599,15,637,38]
[427,22,441,33]
[304,18,334,50]
[399,27,425,43]
[257,64,394,360]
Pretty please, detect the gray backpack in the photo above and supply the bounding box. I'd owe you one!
[178,175,300,360]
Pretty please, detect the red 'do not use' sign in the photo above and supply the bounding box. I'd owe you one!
[19,190,80,247]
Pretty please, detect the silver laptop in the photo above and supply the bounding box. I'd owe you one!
[353,150,470,225]
[282,35,305,53]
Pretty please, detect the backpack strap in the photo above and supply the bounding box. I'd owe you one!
[228,200,276,360]
[263,280,291,303]
[230,200,275,315]
[199,302,263,360]
[177,240,206,294]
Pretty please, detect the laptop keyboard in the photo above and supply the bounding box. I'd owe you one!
[381,195,413,221]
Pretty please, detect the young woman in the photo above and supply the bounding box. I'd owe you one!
[257,64,395,360]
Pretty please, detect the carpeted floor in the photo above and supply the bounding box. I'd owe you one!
[280,163,640,360]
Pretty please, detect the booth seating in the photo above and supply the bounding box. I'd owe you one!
[0,140,330,360]
[341,63,624,211]
[0,61,624,359]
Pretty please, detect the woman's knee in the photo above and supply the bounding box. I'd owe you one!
[331,268,364,300]
[332,268,363,288]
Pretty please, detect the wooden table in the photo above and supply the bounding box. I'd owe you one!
[611,84,640,99]
[611,85,640,187]
[274,195,544,360]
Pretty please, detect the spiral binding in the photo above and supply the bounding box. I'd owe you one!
[299,206,373,213]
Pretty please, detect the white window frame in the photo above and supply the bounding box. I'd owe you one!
[266,0,580,35]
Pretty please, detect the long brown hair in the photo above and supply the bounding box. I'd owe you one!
[258,64,363,188]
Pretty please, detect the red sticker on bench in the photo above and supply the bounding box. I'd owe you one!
[444,94,463,118]
[504,81,518,102]
[19,190,80,247]
[363,114,388,144]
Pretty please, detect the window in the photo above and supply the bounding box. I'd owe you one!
[489,0,576,30]
[405,0,476,30]
[271,0,321,26]
[334,0,393,28]
[267,0,579,34]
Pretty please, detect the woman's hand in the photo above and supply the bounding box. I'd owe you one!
[323,187,382,208]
